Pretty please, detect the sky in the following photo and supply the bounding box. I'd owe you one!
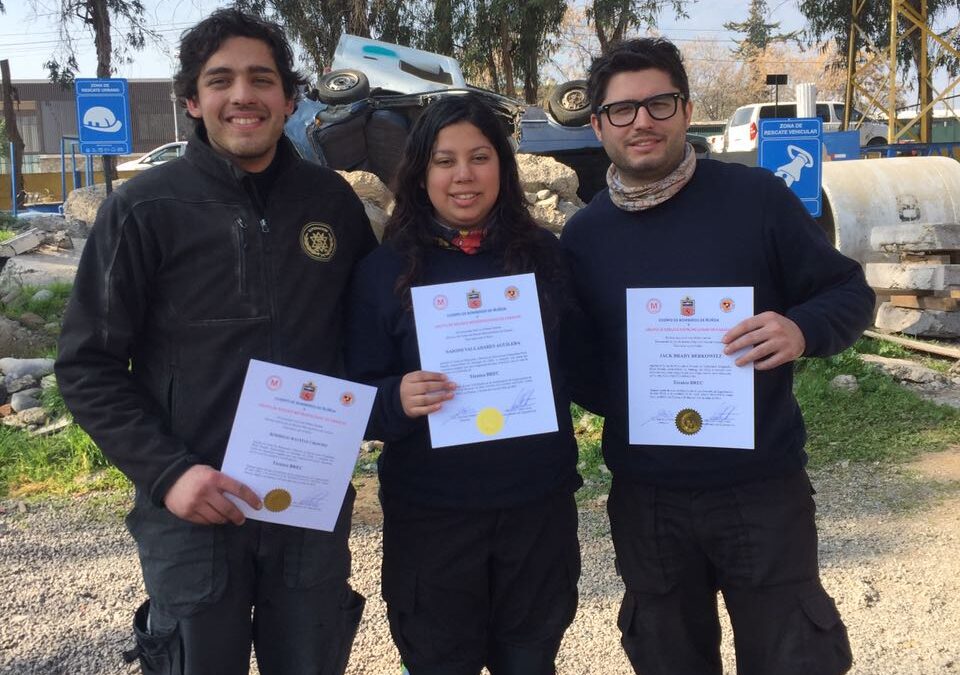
[1,0,808,80]
[0,0,956,108]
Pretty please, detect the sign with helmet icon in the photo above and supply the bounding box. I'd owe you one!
[758,118,822,217]
[75,78,132,155]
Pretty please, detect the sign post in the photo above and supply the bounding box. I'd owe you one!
[758,118,823,217]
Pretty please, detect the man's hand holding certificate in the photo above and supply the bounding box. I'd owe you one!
[220,360,375,531]
[627,287,755,449]
[410,273,558,448]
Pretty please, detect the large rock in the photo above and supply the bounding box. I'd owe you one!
[860,353,947,384]
[865,262,960,291]
[0,357,56,380]
[0,318,55,358]
[874,302,960,337]
[337,170,393,210]
[516,154,582,204]
[871,223,960,253]
[63,182,126,225]
[362,202,389,242]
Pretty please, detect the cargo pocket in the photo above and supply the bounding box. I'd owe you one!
[125,500,227,617]
[322,589,366,675]
[284,486,354,589]
[796,591,853,674]
[382,562,438,664]
[124,599,183,675]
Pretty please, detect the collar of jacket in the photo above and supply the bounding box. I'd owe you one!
[182,127,299,189]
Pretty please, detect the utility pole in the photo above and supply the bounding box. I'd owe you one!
[1,59,26,209]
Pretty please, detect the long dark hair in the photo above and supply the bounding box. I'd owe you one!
[384,93,564,309]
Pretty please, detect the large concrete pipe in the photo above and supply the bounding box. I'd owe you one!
[818,156,960,265]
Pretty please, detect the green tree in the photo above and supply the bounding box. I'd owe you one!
[586,0,694,53]
[724,0,799,57]
[34,0,157,86]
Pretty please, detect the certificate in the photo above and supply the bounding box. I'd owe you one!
[220,359,375,531]
[410,272,558,448]
[627,287,754,449]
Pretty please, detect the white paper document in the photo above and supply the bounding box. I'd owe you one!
[221,359,375,531]
[627,287,755,449]
[410,272,558,448]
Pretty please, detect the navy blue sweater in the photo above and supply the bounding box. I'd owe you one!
[345,230,581,509]
[560,159,874,488]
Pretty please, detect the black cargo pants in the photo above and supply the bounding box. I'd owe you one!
[609,470,852,675]
[124,485,364,675]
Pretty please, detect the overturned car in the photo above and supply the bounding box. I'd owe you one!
[284,35,707,202]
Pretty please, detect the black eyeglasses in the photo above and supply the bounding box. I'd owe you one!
[596,92,687,126]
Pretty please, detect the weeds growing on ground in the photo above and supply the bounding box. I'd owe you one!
[0,229,16,243]
[0,281,72,324]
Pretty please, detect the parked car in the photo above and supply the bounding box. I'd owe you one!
[116,141,187,171]
[724,101,887,153]
[285,34,708,202]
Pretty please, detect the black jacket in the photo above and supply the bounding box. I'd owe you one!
[56,133,377,506]
[344,231,582,510]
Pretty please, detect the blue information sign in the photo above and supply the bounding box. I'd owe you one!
[75,78,132,155]
[758,118,822,217]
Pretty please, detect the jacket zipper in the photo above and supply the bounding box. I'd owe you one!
[235,217,248,295]
[257,215,280,361]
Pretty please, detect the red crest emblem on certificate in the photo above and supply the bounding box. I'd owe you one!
[680,296,695,317]
[720,297,735,313]
[340,392,355,406]
[300,381,317,401]
[504,286,519,301]
[467,288,482,309]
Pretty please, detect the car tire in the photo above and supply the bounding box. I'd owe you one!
[548,80,591,127]
[317,69,370,105]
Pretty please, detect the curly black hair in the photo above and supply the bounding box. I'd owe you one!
[173,8,306,127]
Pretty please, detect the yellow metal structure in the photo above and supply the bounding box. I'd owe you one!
[844,0,960,143]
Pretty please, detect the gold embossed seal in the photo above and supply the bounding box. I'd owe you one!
[263,488,292,512]
[675,409,702,435]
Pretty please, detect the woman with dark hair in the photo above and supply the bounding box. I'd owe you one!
[345,93,582,675]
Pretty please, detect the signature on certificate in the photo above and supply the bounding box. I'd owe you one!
[506,388,536,413]
[705,405,737,425]
[442,406,478,425]
[640,409,674,426]
[299,491,329,508]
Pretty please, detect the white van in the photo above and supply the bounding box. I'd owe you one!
[724,101,887,152]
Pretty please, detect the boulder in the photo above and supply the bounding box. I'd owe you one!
[10,388,42,413]
[871,222,960,253]
[0,357,56,380]
[865,263,960,291]
[63,182,126,225]
[337,170,393,210]
[362,202,389,243]
[516,154,582,204]
[5,375,37,394]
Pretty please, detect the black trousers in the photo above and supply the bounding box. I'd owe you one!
[608,470,852,675]
[380,488,581,675]
[125,486,364,675]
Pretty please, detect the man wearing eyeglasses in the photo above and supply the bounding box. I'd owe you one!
[560,38,872,675]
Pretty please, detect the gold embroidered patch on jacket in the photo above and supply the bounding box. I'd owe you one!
[301,222,337,261]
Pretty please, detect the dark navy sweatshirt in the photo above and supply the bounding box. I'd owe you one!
[560,158,875,488]
[345,229,581,509]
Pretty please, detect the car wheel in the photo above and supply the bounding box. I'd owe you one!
[548,80,591,127]
[317,69,370,104]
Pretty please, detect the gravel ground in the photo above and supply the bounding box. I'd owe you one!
[2,455,959,675]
